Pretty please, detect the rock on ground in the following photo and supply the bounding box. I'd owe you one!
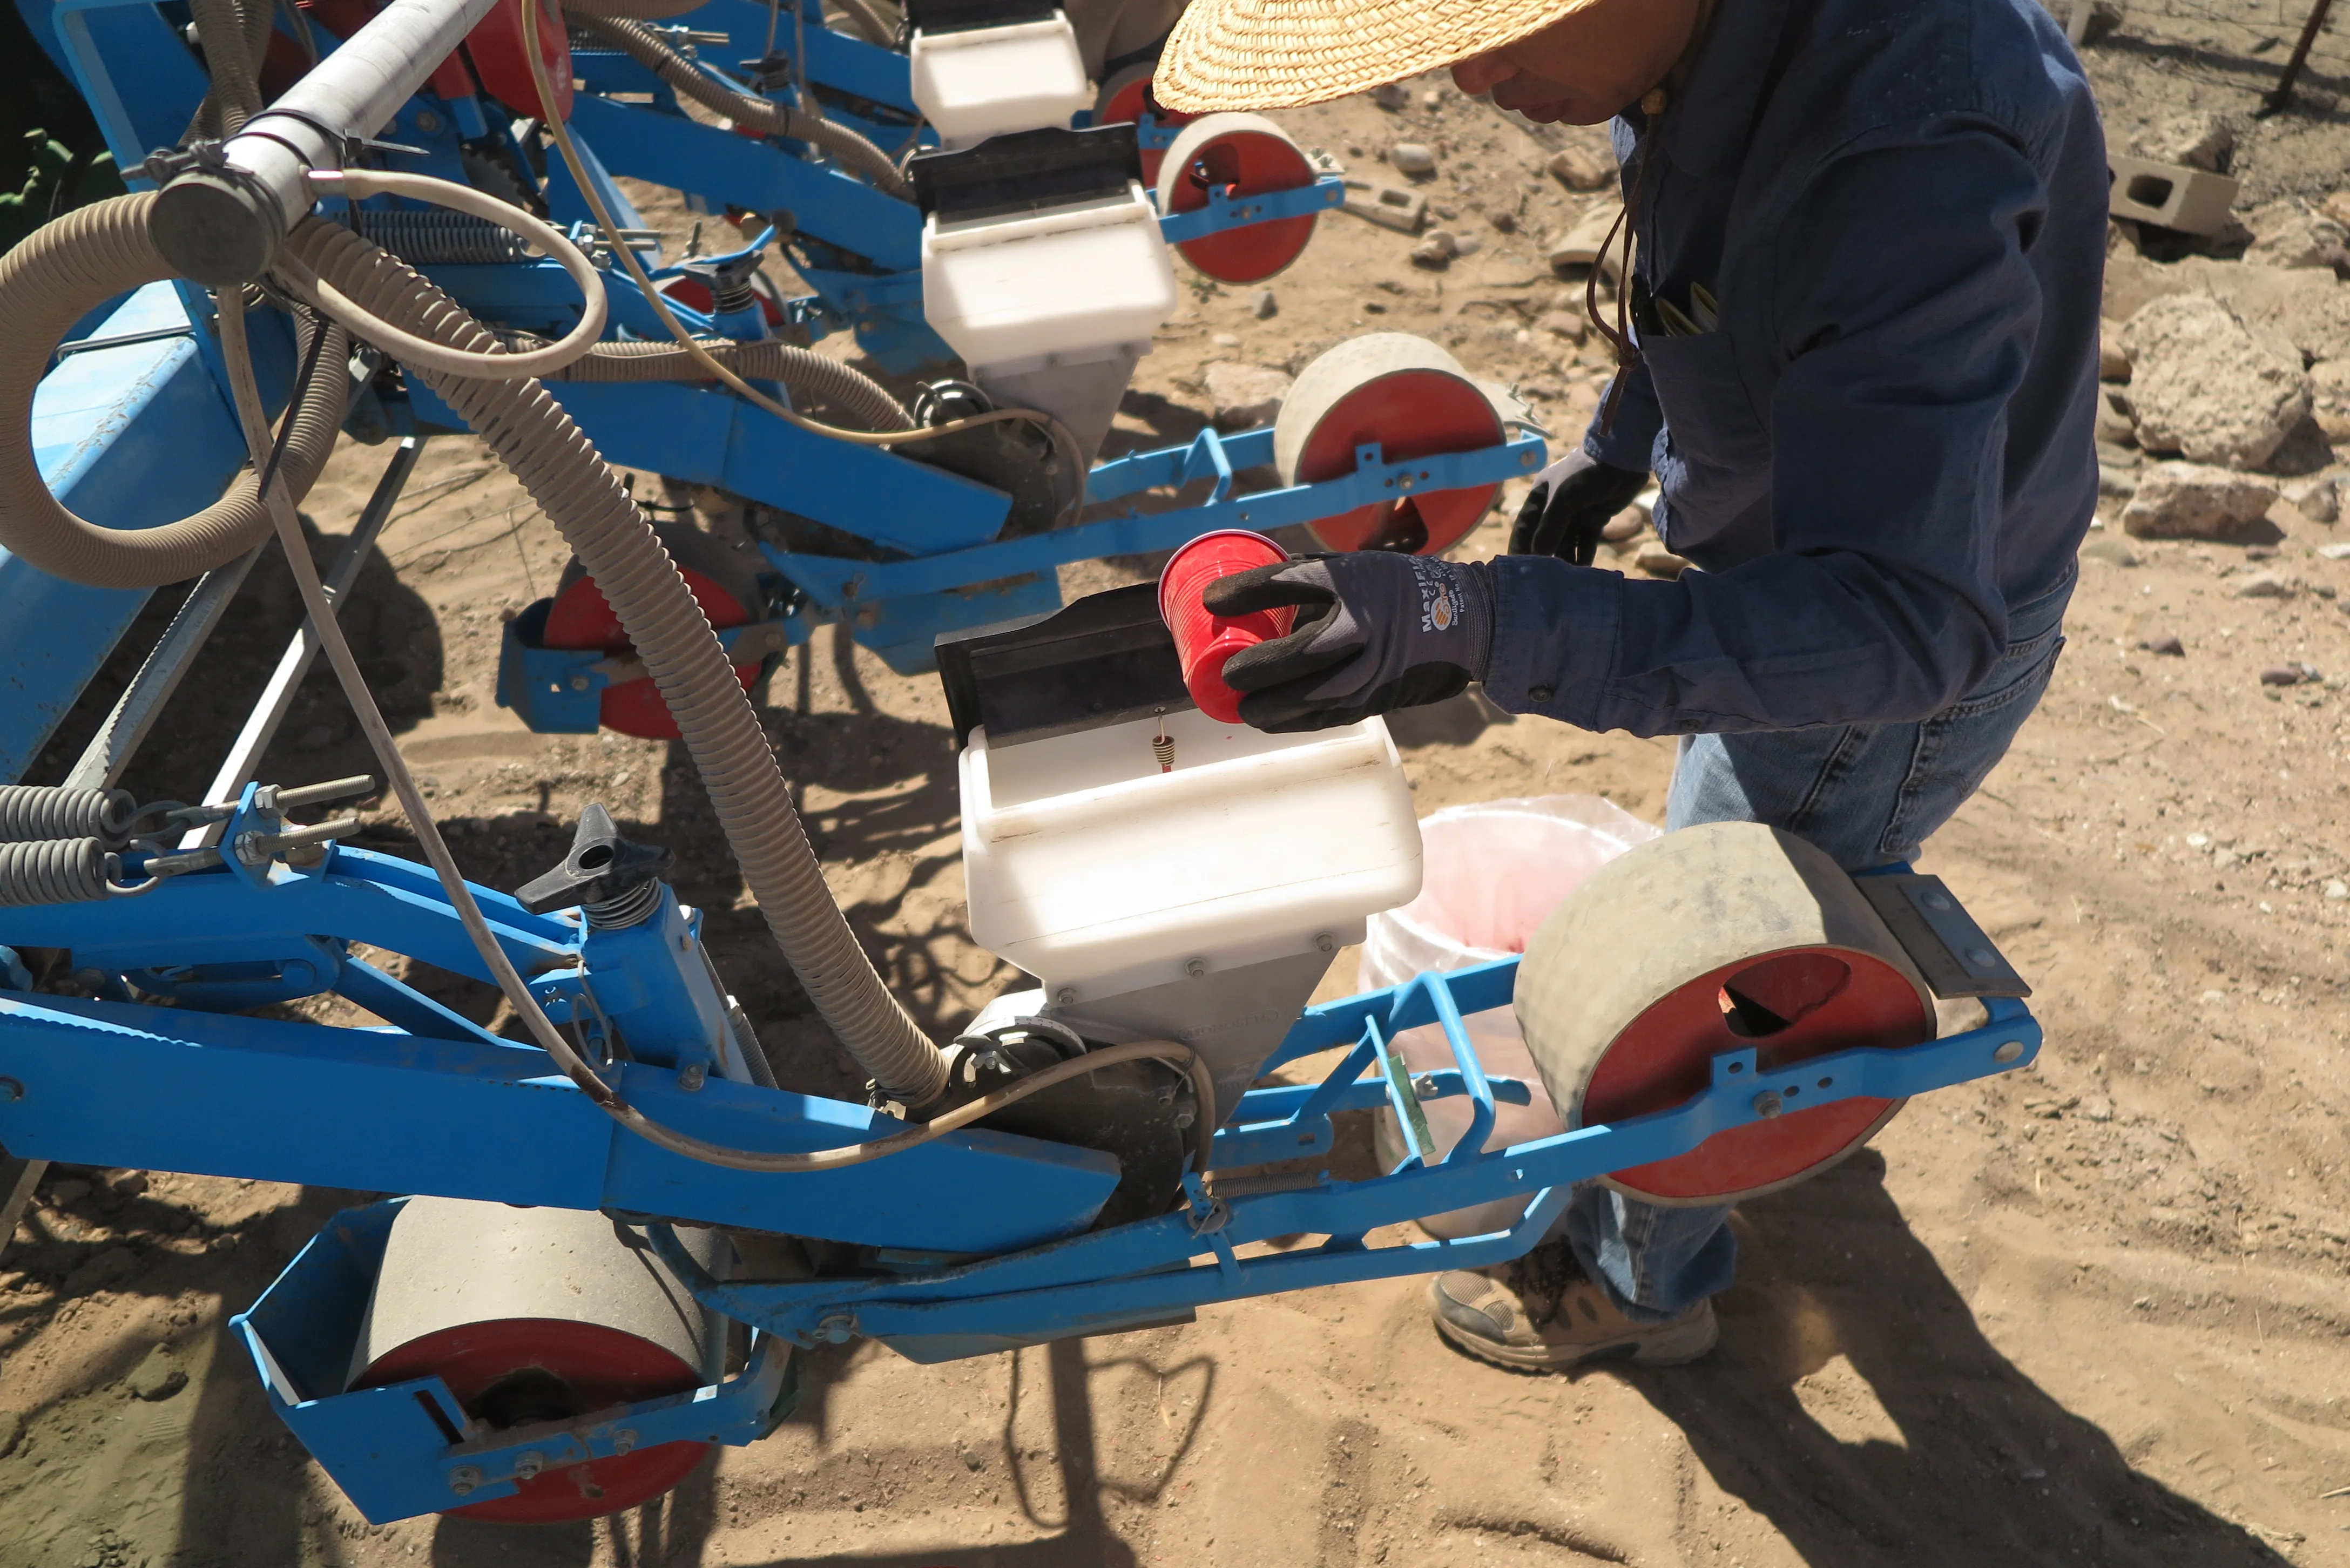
[1202,362,1293,429]
[2121,293,2311,469]
[2099,321,2130,381]
[1547,144,1615,191]
[2244,199,2349,269]
[1548,200,1626,278]
[2234,571,2297,599]
[1539,309,1587,343]
[1387,142,1435,176]
[1410,228,1458,267]
[2285,475,2340,522]
[2310,358,2350,442]
[2133,111,2234,172]
[125,1347,185,1403]
[2118,461,2281,537]
[2096,388,2137,445]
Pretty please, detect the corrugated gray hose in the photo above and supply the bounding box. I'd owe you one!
[0,193,947,1103]
[0,194,348,589]
[573,13,914,200]
[559,340,913,432]
[185,0,276,139]
[280,217,949,1106]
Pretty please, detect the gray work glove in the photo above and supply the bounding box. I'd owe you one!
[1511,449,1650,564]
[1202,552,1495,733]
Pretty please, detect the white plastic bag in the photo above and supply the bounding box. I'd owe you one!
[1361,794,1660,1237]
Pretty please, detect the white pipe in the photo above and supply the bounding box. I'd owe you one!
[151,0,503,281]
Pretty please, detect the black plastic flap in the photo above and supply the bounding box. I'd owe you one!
[903,0,1057,33]
[935,582,1194,749]
[1855,873,2032,999]
[910,124,1144,225]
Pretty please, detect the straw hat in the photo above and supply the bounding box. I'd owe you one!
[1153,0,1596,112]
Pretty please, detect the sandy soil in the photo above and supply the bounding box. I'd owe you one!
[11,23,2350,1568]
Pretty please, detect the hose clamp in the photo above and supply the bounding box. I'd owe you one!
[147,142,293,287]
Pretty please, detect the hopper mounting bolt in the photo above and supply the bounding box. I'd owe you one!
[448,1465,482,1497]
[1184,958,1207,980]
[818,1313,855,1344]
[1752,1090,1784,1119]
[512,1451,546,1480]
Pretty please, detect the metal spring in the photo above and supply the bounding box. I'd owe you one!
[326,209,535,267]
[0,786,133,844]
[1152,734,1175,773]
[0,839,112,907]
[584,878,661,931]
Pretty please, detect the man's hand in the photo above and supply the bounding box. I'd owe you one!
[1201,552,1495,732]
[1511,450,1650,563]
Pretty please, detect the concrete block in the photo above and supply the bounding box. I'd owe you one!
[2109,154,2240,236]
[1342,179,1427,233]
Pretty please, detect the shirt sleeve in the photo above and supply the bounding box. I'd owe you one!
[1484,124,2049,736]
[1582,356,1664,472]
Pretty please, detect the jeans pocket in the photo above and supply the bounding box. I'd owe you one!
[1946,621,2068,722]
[1876,627,2067,860]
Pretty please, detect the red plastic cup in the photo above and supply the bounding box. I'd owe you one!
[1159,529,1295,724]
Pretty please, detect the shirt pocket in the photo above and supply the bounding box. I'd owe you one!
[1640,330,1773,546]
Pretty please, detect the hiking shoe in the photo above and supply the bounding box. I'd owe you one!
[1428,1245,1718,1371]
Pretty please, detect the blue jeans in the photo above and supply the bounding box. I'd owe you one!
[1562,569,2074,1321]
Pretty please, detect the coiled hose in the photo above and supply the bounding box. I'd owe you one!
[280,217,950,1107]
[571,13,913,200]
[0,787,134,844]
[0,194,348,589]
[0,841,114,907]
[325,207,534,266]
[559,339,913,431]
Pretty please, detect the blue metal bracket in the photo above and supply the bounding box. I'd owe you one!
[1155,176,1347,246]
[764,433,1549,611]
[234,1198,799,1525]
[634,961,2040,1362]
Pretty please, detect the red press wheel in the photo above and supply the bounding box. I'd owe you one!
[350,1199,730,1523]
[1516,822,1937,1207]
[542,519,766,741]
[1274,334,1505,556]
[463,0,573,118]
[1096,63,1194,185]
[1154,112,1318,285]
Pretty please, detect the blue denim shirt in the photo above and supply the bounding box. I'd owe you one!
[1481,0,2105,735]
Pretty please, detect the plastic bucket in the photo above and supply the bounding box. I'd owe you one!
[1158,529,1294,723]
[1361,795,1661,1238]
